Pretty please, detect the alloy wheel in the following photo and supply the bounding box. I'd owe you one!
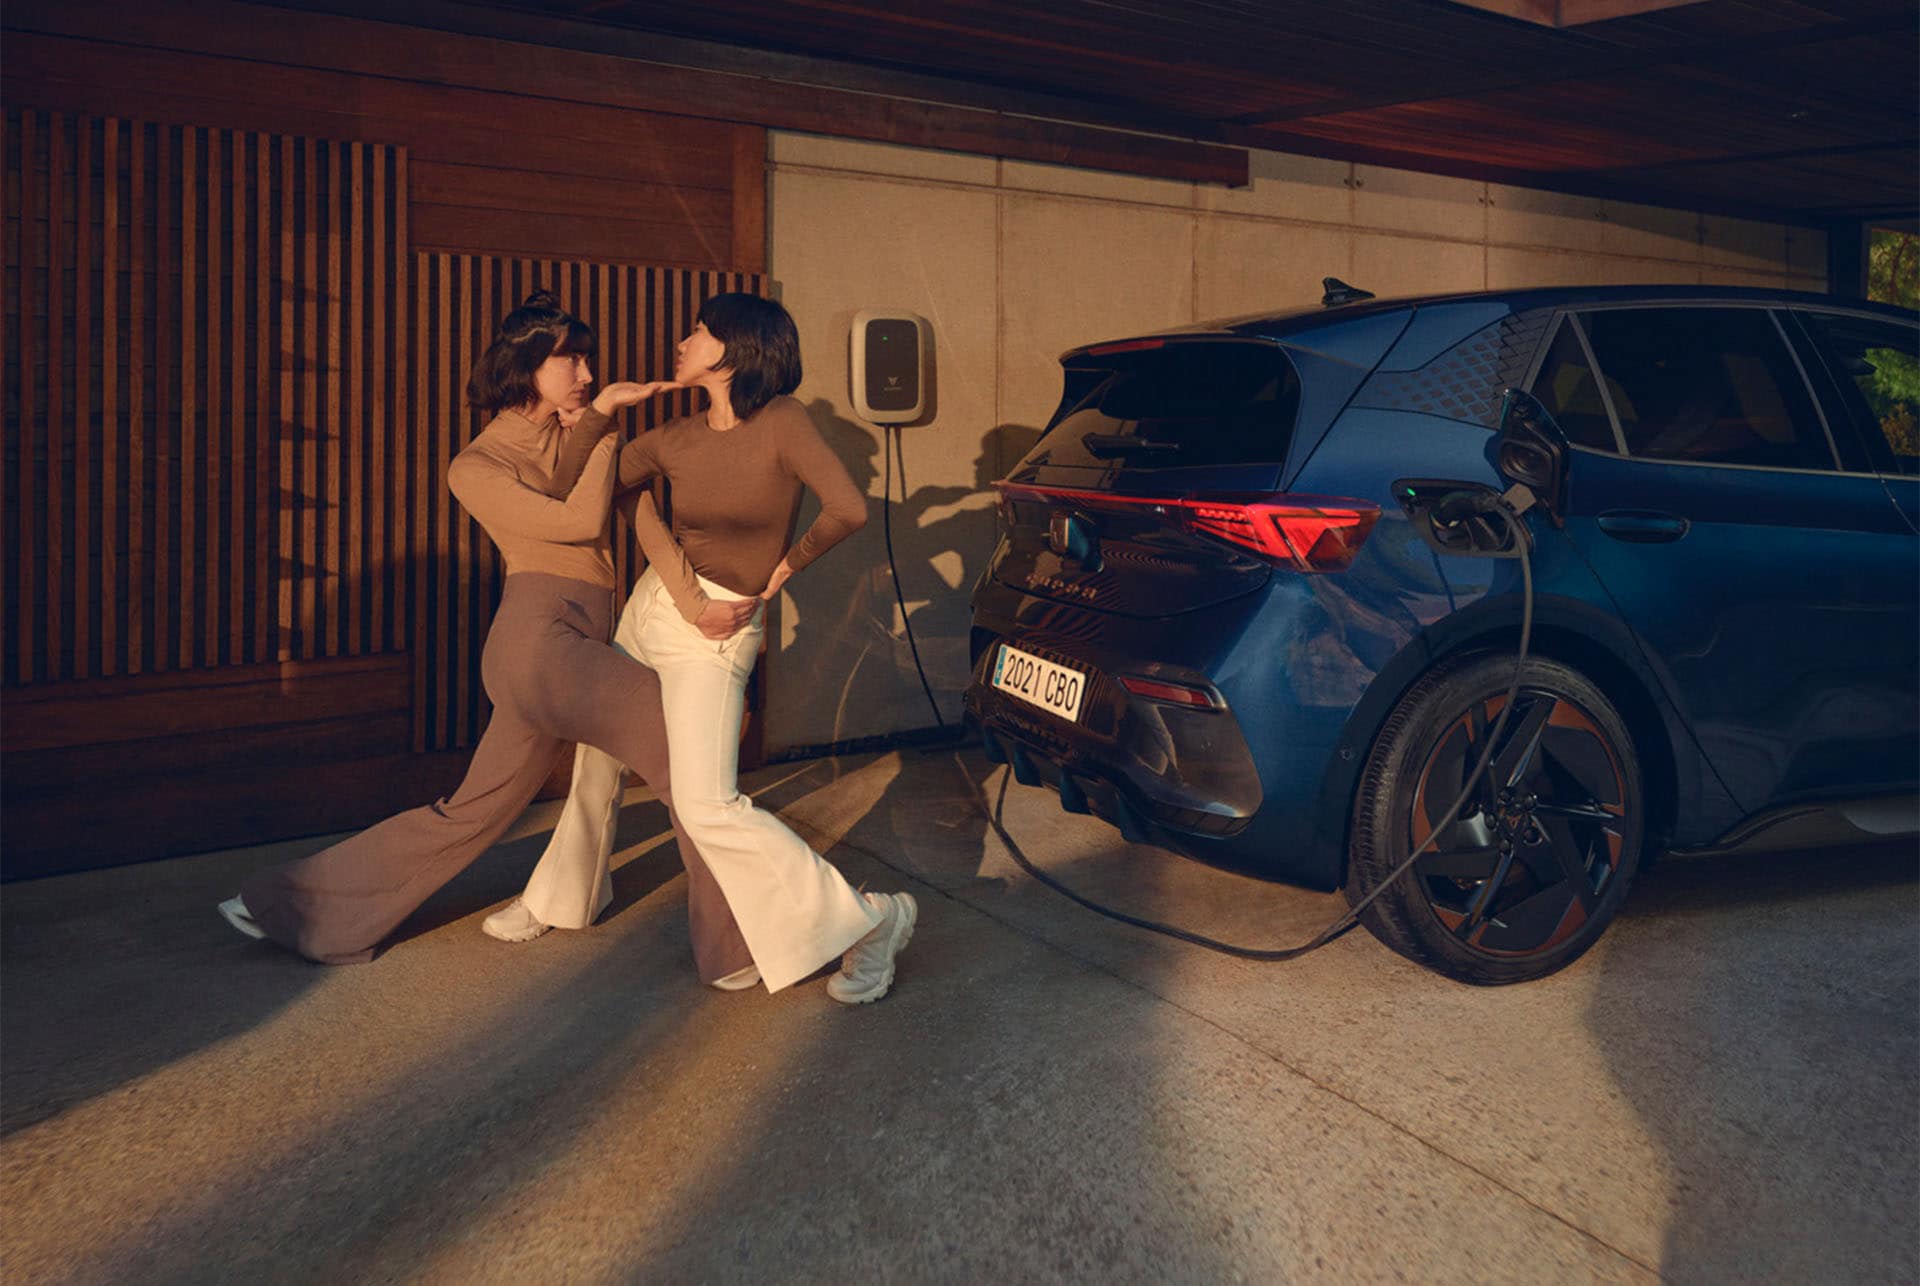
[1408,688,1629,957]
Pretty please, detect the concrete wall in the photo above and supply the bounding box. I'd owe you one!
[761,132,1828,754]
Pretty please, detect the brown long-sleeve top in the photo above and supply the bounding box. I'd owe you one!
[445,407,703,606]
[550,396,868,621]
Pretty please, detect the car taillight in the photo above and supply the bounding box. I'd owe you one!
[992,483,1379,573]
[1180,496,1379,572]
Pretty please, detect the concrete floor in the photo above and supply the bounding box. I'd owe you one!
[3,746,1915,1283]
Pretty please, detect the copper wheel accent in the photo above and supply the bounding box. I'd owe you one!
[1409,688,1629,958]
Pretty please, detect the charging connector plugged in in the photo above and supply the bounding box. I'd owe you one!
[1396,479,1534,558]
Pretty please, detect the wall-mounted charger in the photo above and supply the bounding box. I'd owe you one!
[851,310,929,424]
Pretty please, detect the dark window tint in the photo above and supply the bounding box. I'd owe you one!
[1530,317,1619,452]
[1032,341,1301,471]
[1800,311,1920,476]
[1580,308,1833,471]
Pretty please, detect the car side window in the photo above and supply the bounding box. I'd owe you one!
[1799,311,1920,477]
[1529,316,1619,452]
[1579,307,1835,471]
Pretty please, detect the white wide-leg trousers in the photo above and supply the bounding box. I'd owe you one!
[522,567,880,991]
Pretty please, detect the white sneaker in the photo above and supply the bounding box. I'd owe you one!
[710,964,760,991]
[482,898,551,943]
[218,895,266,941]
[827,892,917,1005]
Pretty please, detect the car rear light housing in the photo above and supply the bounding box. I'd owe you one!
[1117,675,1221,709]
[993,482,1379,573]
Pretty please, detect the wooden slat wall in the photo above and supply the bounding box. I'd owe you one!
[3,97,770,874]
[3,28,755,271]
[1,109,408,687]
[409,254,762,752]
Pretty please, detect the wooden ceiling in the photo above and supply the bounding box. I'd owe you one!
[323,0,1917,222]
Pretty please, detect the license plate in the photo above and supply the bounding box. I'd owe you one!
[992,644,1088,723]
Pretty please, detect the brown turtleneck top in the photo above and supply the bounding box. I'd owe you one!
[550,397,867,622]
[445,407,701,605]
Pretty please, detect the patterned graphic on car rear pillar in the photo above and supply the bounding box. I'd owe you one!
[1351,311,1554,427]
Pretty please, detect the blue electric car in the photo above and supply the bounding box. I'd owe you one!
[965,282,1919,983]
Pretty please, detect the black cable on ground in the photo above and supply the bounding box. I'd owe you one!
[962,498,1535,962]
[881,422,947,729]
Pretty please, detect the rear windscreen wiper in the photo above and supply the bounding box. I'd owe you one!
[1082,433,1180,459]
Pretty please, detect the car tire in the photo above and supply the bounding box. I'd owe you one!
[1345,653,1644,985]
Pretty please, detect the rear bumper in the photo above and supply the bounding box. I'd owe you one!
[965,574,1376,892]
[964,634,1265,845]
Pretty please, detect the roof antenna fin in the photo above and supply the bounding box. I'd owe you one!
[1322,277,1375,307]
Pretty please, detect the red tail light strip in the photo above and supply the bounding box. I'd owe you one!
[993,482,1380,573]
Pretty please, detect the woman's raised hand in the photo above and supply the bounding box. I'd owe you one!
[592,380,682,417]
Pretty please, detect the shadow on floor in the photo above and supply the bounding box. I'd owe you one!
[1589,840,1919,1281]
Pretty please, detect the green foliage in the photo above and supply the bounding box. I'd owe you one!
[1883,401,1916,459]
[1869,228,1918,310]
[1867,346,1920,404]
[1865,229,1919,457]
[1860,348,1918,459]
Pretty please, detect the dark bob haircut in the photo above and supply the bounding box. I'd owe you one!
[698,292,802,422]
[465,290,597,417]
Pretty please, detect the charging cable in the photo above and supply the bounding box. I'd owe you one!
[881,422,948,729]
[963,486,1536,962]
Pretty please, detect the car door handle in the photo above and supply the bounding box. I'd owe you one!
[1597,510,1689,543]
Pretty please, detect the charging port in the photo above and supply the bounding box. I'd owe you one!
[1395,479,1522,558]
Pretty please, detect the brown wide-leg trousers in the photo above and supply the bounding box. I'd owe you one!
[240,571,752,975]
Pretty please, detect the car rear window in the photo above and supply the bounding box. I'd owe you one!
[1530,316,1621,453]
[1028,341,1301,471]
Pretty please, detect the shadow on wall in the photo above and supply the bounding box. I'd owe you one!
[768,398,1041,750]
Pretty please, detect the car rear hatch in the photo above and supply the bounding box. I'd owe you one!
[992,336,1376,617]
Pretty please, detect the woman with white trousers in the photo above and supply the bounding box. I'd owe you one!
[220,290,752,973]
[485,293,917,1004]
